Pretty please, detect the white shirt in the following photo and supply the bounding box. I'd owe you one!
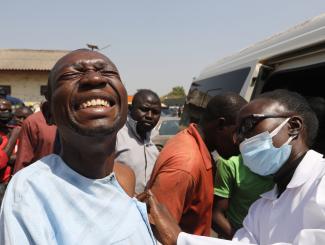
[0,154,156,245]
[177,150,325,245]
[116,115,159,193]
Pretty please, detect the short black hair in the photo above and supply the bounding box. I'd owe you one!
[258,89,318,147]
[132,89,160,107]
[201,92,247,125]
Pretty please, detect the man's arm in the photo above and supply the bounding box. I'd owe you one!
[213,157,236,238]
[213,196,235,239]
[114,162,136,197]
[0,127,21,169]
[149,169,195,222]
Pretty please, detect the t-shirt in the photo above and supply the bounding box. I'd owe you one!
[0,154,156,245]
[116,115,159,193]
[147,123,214,236]
[214,155,274,230]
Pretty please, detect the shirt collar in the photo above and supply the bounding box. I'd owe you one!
[126,115,151,143]
[261,150,324,200]
[187,123,212,170]
[286,150,323,189]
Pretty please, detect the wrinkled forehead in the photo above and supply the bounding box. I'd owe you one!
[239,98,288,120]
[50,50,119,81]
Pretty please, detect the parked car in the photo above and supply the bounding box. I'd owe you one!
[152,117,180,151]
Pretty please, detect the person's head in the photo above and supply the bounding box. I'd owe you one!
[42,49,128,142]
[236,89,318,176]
[200,92,247,158]
[13,106,33,125]
[130,89,161,136]
[0,98,13,125]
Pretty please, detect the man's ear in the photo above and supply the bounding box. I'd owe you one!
[41,101,55,125]
[216,117,226,130]
[288,116,303,137]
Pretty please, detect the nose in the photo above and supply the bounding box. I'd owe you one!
[145,110,153,119]
[79,70,107,89]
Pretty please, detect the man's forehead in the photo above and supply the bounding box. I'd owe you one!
[53,50,117,73]
[136,96,160,106]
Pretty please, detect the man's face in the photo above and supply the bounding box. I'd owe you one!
[48,50,127,137]
[0,99,12,124]
[236,98,291,148]
[13,107,33,125]
[131,95,161,133]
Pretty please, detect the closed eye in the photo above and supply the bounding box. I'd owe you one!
[58,72,82,80]
[100,70,119,78]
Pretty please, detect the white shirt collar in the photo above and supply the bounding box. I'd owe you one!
[261,150,324,200]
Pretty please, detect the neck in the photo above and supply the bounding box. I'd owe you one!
[136,125,148,141]
[197,124,211,151]
[274,145,308,196]
[60,133,117,179]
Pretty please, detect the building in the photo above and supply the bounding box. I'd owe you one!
[0,49,69,105]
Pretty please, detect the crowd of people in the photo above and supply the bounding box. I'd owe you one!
[0,49,325,245]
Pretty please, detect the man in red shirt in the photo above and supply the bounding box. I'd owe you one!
[13,111,58,173]
[147,92,247,236]
[0,98,21,183]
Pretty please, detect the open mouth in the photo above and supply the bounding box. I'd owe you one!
[73,96,117,111]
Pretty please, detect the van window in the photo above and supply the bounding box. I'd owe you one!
[181,67,250,126]
[254,62,325,155]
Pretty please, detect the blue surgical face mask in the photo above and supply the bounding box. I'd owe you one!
[239,118,295,176]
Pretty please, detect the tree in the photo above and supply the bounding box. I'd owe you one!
[165,86,186,98]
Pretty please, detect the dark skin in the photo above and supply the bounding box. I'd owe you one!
[203,119,239,239]
[42,49,134,195]
[141,98,309,245]
[130,94,161,141]
[13,107,33,126]
[0,99,12,134]
[237,98,308,196]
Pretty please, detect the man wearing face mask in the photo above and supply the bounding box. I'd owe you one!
[0,98,21,184]
[144,89,325,245]
[115,89,161,194]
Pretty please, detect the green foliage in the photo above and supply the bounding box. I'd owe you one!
[165,86,186,98]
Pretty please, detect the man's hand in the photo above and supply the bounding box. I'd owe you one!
[137,190,181,245]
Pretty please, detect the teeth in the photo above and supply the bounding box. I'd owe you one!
[79,99,111,109]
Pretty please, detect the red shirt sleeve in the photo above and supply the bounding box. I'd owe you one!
[150,169,195,222]
[0,149,9,170]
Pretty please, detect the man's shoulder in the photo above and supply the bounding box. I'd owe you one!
[155,132,204,173]
[6,155,59,202]
[116,124,138,145]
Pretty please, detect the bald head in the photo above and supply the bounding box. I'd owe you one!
[47,49,119,100]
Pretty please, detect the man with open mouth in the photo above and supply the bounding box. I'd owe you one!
[0,49,156,245]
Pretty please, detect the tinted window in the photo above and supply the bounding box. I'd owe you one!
[159,120,180,135]
[187,67,250,107]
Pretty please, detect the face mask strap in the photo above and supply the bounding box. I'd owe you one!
[284,135,296,145]
[270,117,290,138]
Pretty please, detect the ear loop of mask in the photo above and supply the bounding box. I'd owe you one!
[270,117,296,145]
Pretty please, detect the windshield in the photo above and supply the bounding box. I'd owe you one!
[159,119,180,135]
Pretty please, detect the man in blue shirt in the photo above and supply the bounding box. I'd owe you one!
[0,49,156,245]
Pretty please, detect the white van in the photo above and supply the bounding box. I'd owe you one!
[181,14,325,128]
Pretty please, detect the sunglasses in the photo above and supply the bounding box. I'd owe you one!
[237,114,289,137]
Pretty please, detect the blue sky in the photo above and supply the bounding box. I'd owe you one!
[1,0,325,95]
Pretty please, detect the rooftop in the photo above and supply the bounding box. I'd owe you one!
[0,49,70,71]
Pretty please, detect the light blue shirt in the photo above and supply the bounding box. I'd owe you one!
[0,154,156,245]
